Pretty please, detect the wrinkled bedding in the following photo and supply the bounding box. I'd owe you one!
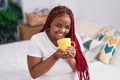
[0,41,30,80]
[0,41,120,80]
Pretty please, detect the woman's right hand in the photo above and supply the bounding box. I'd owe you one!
[54,49,69,59]
[54,48,77,71]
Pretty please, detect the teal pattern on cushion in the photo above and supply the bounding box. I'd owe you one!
[97,33,104,41]
[114,30,120,37]
[96,28,120,64]
[104,44,114,54]
[112,48,115,56]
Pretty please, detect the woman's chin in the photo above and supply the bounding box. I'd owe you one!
[57,36,64,40]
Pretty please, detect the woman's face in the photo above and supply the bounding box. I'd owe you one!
[49,15,71,40]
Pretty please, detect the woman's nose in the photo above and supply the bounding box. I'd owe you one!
[59,27,66,33]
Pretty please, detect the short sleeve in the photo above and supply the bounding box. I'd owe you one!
[75,32,85,52]
[27,35,42,57]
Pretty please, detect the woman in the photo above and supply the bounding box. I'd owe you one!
[27,5,90,80]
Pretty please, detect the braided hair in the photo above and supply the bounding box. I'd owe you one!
[40,5,90,80]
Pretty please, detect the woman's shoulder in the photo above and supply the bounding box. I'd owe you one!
[32,31,45,38]
[30,31,45,41]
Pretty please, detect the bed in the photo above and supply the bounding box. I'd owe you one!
[0,40,31,80]
[0,19,120,80]
[0,40,120,80]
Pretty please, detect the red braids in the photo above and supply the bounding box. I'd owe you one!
[40,6,90,80]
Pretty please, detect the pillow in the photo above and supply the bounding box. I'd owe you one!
[78,32,86,41]
[96,28,115,42]
[114,29,120,47]
[96,28,120,64]
[111,46,120,69]
[82,36,103,63]
[76,19,104,38]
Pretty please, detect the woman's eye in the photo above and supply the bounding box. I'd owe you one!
[56,24,61,28]
[65,26,71,29]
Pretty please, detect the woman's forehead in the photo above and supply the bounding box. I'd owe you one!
[55,13,70,18]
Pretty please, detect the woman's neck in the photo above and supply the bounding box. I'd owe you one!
[46,30,58,46]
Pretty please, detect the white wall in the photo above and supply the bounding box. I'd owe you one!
[54,0,79,27]
[76,0,120,29]
[20,0,120,29]
[20,0,55,23]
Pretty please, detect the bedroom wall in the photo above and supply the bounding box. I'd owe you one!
[76,0,120,29]
[20,0,120,29]
[20,0,55,23]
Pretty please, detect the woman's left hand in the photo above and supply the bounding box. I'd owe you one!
[66,46,76,59]
[65,46,77,71]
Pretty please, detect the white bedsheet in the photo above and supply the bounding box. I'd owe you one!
[89,60,120,80]
[0,41,120,80]
[0,41,31,80]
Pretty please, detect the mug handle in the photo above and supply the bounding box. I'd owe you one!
[71,41,76,47]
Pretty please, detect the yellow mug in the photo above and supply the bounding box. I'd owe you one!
[57,38,76,51]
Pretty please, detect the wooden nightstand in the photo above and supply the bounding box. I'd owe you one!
[18,24,43,40]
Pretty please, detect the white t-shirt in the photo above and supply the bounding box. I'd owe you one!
[27,31,84,80]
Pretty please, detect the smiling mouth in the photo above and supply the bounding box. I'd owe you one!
[57,32,65,36]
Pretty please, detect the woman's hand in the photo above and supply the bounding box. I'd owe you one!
[66,46,77,71]
[54,49,68,59]
[54,46,77,71]
[54,46,76,59]
[66,46,76,59]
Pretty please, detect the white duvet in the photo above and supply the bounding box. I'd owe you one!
[0,41,30,80]
[0,40,120,80]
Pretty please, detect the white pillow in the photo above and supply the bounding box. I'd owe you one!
[82,36,104,63]
[76,19,104,38]
[78,32,86,41]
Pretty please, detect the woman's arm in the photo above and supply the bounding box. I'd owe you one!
[27,48,73,79]
[66,58,77,71]
[27,53,58,79]
[65,46,77,71]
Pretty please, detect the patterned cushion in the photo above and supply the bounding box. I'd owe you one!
[82,36,103,62]
[111,46,120,69]
[96,28,120,64]
[114,29,120,47]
